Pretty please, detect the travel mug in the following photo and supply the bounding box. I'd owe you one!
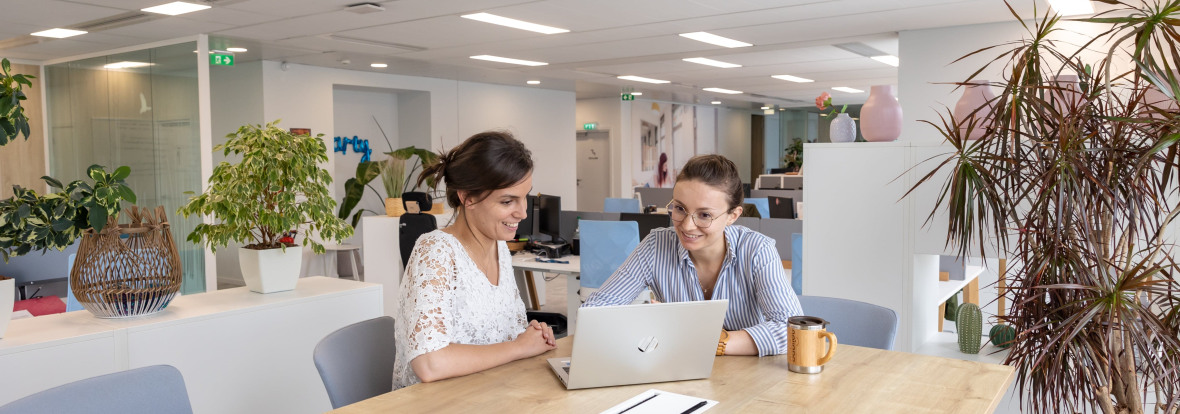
[787,316,838,374]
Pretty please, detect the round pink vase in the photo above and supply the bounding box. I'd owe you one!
[860,85,902,142]
[953,80,996,140]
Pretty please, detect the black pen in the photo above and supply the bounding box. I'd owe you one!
[681,400,708,414]
[618,392,658,413]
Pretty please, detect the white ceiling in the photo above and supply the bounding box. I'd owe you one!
[0,0,1067,108]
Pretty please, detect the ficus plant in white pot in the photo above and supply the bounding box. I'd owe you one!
[179,120,352,293]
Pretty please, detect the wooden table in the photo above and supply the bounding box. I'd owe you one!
[332,337,1014,413]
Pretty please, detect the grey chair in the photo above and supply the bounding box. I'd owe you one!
[313,316,396,409]
[0,365,193,414]
[797,295,898,350]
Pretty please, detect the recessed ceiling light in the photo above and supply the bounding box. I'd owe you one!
[631,92,643,96]
[618,75,670,84]
[871,55,899,67]
[31,28,86,38]
[470,55,548,66]
[104,61,153,69]
[1047,0,1094,16]
[226,47,247,53]
[682,57,741,68]
[527,80,541,85]
[142,1,211,15]
[703,87,742,94]
[461,12,569,34]
[678,32,752,48]
[833,87,864,93]
[771,74,813,83]
[711,101,721,105]
[370,63,388,68]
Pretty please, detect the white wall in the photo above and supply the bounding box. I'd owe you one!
[209,60,263,287]
[332,86,399,245]
[717,108,754,183]
[576,97,625,198]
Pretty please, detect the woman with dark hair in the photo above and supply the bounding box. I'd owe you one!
[393,131,556,388]
[584,154,803,356]
[655,152,670,187]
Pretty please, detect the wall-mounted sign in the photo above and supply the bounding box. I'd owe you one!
[210,53,234,66]
[583,122,598,130]
[621,93,635,101]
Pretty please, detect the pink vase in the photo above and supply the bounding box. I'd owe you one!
[860,85,902,142]
[953,80,996,140]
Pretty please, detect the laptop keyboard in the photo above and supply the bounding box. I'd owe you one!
[562,366,570,374]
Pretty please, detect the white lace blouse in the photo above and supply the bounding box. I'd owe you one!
[393,230,528,389]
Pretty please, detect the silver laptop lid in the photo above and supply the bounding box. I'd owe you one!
[565,300,728,389]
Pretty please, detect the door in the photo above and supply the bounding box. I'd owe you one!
[576,130,610,212]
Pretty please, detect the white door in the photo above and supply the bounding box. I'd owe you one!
[576,130,610,211]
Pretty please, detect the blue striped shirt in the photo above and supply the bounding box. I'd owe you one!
[583,225,803,356]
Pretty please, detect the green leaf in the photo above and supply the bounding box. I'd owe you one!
[41,176,63,190]
[88,207,107,232]
[51,218,73,232]
[111,166,130,181]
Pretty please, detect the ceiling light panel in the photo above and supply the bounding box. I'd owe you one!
[833,87,864,93]
[527,80,541,85]
[370,63,387,68]
[1047,0,1094,16]
[226,47,247,52]
[683,57,741,68]
[104,61,153,69]
[771,74,813,83]
[31,28,87,38]
[142,1,211,16]
[618,75,669,84]
[703,87,742,94]
[461,13,569,34]
[871,55,899,67]
[470,55,548,66]
[679,32,752,48]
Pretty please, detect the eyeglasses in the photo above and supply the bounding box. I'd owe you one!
[666,201,723,228]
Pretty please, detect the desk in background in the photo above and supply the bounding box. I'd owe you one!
[331,336,1014,413]
[512,252,581,332]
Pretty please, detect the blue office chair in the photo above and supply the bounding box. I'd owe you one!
[745,198,771,218]
[797,295,898,350]
[313,316,396,408]
[603,198,642,214]
[578,220,640,297]
[791,233,803,294]
[0,365,193,414]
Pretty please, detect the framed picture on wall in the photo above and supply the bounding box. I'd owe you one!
[289,128,311,136]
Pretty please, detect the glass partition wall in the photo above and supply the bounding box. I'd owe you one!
[45,41,205,294]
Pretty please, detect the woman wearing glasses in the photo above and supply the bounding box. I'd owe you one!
[583,154,803,356]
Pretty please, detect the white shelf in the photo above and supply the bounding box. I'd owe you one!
[933,264,984,306]
[915,331,1009,365]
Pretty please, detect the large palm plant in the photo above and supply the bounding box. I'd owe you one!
[911,1,1180,413]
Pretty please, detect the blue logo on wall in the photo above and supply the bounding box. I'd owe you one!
[334,136,372,162]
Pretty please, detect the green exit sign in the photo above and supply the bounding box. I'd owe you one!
[621,93,635,101]
[210,53,234,66]
[583,122,597,130]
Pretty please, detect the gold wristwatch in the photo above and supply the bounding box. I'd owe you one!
[716,329,730,356]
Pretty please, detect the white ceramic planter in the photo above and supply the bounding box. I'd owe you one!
[238,247,303,294]
[0,277,13,339]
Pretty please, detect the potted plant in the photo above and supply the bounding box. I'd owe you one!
[179,120,352,293]
[783,138,804,173]
[0,58,34,146]
[909,2,1180,413]
[337,146,440,225]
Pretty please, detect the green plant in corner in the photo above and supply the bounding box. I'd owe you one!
[179,120,352,253]
[337,145,439,227]
[907,1,1180,413]
[0,58,35,146]
[0,165,136,262]
[783,138,804,171]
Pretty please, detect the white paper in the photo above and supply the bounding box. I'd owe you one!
[600,389,718,414]
[10,310,34,320]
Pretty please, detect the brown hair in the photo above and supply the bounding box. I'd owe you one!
[417,131,533,209]
[675,154,744,210]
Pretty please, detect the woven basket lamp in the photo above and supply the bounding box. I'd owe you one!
[70,206,183,319]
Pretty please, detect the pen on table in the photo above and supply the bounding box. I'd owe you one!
[681,400,708,414]
[617,392,658,414]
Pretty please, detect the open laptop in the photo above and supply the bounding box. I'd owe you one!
[547,300,728,389]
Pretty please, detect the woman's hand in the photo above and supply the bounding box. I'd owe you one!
[515,320,557,357]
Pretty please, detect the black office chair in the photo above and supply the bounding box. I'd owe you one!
[399,192,438,268]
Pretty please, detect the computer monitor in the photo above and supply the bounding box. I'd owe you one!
[516,195,538,240]
[537,193,562,243]
[769,196,796,219]
[619,213,671,240]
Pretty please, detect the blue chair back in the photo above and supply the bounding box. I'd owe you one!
[746,198,770,218]
[603,198,642,214]
[579,220,640,290]
[797,295,898,350]
[791,233,802,294]
[313,316,397,408]
[0,365,193,414]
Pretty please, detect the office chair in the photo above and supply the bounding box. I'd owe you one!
[399,192,438,268]
[603,198,642,214]
[791,233,803,294]
[578,220,640,301]
[0,365,193,414]
[796,295,898,350]
[313,316,397,409]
